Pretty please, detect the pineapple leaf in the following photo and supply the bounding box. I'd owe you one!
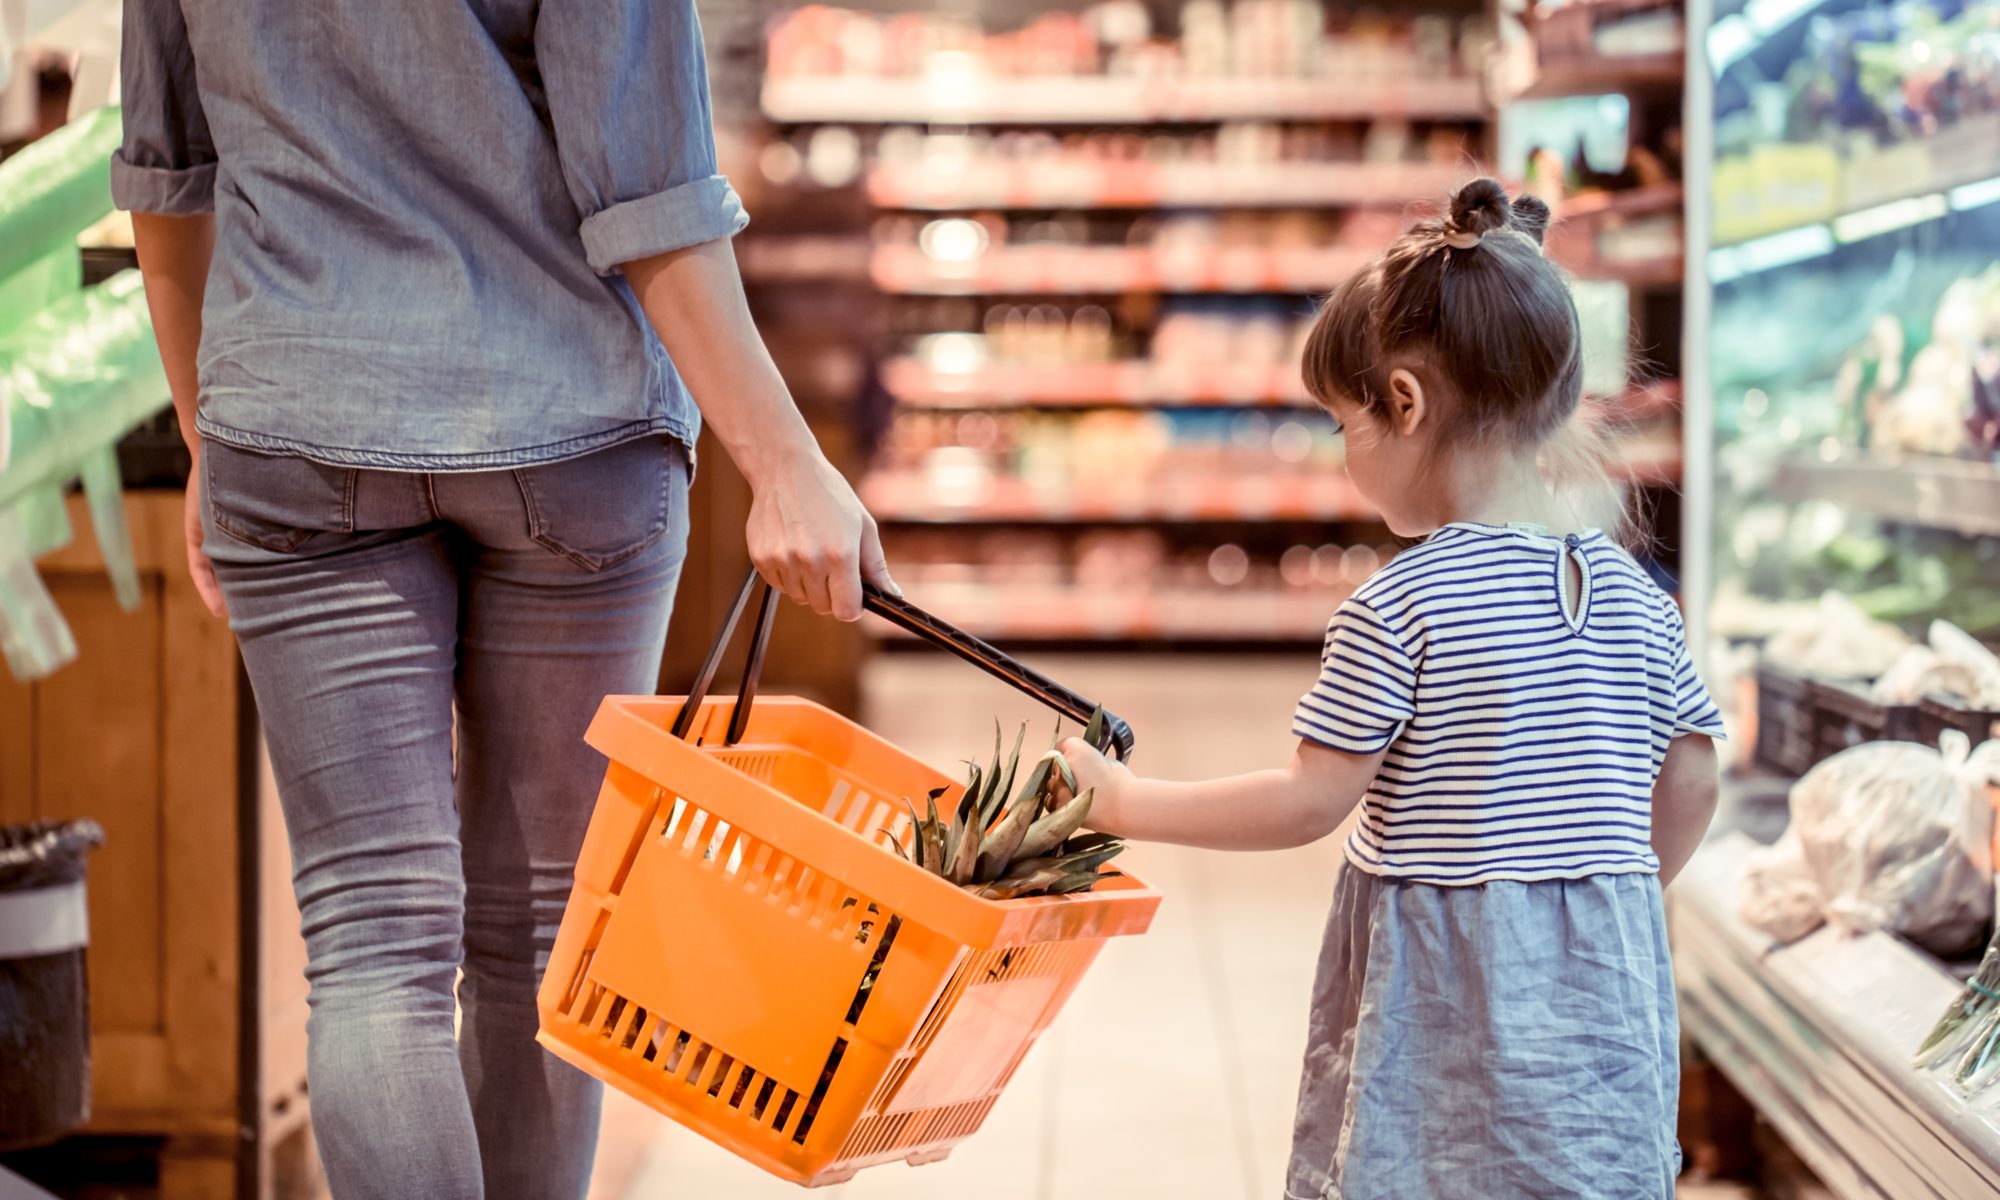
[961,765,983,829]
[1064,831,1121,855]
[976,792,1037,883]
[879,830,910,861]
[1018,788,1094,860]
[1084,706,1107,752]
[949,807,983,884]
[903,800,927,871]
[985,721,1027,830]
[924,793,947,876]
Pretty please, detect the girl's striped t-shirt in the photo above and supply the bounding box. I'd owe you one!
[1293,521,1725,886]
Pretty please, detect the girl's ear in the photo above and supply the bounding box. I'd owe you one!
[1386,367,1428,436]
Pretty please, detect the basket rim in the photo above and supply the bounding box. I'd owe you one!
[586,694,1162,949]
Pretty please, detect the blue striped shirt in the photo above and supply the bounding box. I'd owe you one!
[1294,522,1725,886]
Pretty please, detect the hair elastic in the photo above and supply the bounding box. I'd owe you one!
[1442,228,1482,250]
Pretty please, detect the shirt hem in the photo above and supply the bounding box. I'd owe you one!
[192,413,694,472]
[1340,840,1659,886]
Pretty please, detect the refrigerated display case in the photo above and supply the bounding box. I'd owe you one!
[1674,0,2000,1192]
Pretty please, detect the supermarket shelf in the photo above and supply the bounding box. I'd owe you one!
[1569,255,1683,288]
[1770,454,2000,538]
[1557,182,1684,222]
[866,161,1469,211]
[861,474,1376,524]
[1506,52,1684,101]
[883,358,1310,409]
[871,244,1371,295]
[1713,114,2000,251]
[1671,834,2000,1199]
[763,75,1488,125]
[869,580,1351,643]
[737,235,872,284]
[888,360,1683,419]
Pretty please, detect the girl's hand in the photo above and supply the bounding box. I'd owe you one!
[1059,737,1135,829]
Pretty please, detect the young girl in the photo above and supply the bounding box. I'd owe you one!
[1061,178,1724,1200]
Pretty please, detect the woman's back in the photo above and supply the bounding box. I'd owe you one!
[115,0,746,468]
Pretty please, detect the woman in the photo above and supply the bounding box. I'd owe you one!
[113,1,892,1196]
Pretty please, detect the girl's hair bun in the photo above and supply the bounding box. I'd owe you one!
[1508,194,1552,246]
[1448,177,1513,237]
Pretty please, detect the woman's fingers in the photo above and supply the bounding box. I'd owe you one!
[859,518,899,599]
[183,481,227,618]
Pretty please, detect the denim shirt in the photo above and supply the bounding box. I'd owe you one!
[111,0,749,470]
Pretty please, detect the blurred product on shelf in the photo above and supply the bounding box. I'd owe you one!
[1738,737,1998,956]
[866,128,1472,210]
[866,406,1359,522]
[882,527,1395,640]
[866,208,1400,295]
[1492,0,1684,102]
[1761,591,1912,680]
[1737,593,2000,776]
[1874,620,2000,708]
[1712,0,2000,245]
[1835,267,2000,459]
[764,1,1492,91]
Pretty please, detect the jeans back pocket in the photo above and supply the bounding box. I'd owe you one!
[511,436,680,571]
[204,442,358,554]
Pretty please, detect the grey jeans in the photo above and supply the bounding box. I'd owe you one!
[201,435,690,1200]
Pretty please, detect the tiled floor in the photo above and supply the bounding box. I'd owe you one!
[588,654,1770,1200]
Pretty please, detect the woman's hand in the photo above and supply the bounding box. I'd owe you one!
[183,454,226,618]
[622,239,898,620]
[742,446,894,620]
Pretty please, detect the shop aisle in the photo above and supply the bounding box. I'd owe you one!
[587,653,1765,1200]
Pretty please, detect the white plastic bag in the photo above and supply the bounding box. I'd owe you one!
[1763,592,1913,680]
[1739,737,1999,956]
[1873,620,2000,707]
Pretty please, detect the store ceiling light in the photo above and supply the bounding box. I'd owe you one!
[1832,193,1949,244]
[1709,0,1831,76]
[1949,175,2000,213]
[1709,224,1833,284]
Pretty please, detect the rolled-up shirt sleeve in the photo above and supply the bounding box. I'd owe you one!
[111,0,217,214]
[535,0,750,275]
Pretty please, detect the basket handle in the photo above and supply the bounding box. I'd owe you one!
[670,567,1136,759]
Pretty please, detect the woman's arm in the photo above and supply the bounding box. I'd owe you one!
[1651,734,1719,886]
[131,213,213,450]
[1059,738,1383,851]
[131,213,224,618]
[623,241,895,620]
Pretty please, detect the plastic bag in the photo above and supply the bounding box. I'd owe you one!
[1762,591,1912,680]
[1739,738,1998,956]
[1873,619,2000,707]
[0,819,105,893]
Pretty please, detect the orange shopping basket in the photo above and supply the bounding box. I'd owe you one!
[537,570,1161,1187]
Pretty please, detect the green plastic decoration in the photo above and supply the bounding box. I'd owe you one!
[0,104,175,682]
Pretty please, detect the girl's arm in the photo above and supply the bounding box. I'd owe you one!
[1059,738,1384,852]
[1651,734,1719,886]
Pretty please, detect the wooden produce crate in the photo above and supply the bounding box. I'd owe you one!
[0,491,314,1200]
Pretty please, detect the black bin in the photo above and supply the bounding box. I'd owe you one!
[0,820,105,1150]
